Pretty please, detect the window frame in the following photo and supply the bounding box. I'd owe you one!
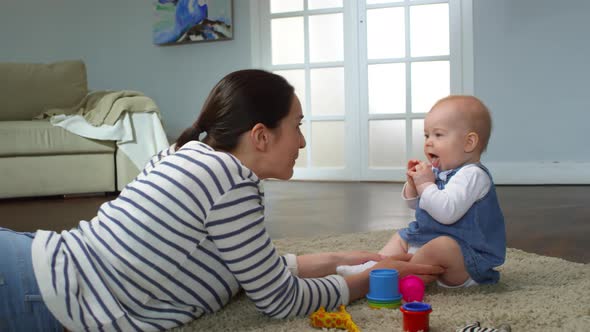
[250,0,473,181]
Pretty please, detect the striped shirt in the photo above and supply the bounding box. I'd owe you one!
[31,141,349,331]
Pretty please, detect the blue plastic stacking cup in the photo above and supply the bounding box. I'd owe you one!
[367,268,401,302]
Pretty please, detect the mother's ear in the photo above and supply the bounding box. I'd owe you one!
[250,123,270,152]
[464,132,479,153]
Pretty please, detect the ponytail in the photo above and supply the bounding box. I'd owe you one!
[175,124,203,150]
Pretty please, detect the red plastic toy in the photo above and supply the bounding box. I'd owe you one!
[399,302,432,332]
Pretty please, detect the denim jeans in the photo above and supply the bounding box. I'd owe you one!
[0,228,63,331]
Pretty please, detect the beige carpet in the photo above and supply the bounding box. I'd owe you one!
[172,230,590,332]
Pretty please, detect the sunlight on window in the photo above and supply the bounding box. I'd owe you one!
[261,0,457,180]
[274,69,306,113]
[367,7,405,60]
[369,120,406,168]
[309,13,344,63]
[309,0,343,10]
[411,61,449,113]
[367,0,403,4]
[311,121,345,167]
[310,67,345,116]
[410,4,449,57]
[368,63,406,114]
[270,0,303,13]
[271,17,304,65]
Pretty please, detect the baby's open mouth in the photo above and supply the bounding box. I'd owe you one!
[428,153,440,168]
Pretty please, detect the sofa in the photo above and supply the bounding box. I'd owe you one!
[0,60,140,199]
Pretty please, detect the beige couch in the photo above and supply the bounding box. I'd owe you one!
[0,60,139,199]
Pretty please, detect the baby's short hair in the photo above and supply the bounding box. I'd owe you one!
[433,95,492,152]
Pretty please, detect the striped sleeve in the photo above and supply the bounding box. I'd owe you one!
[140,145,176,177]
[204,180,349,318]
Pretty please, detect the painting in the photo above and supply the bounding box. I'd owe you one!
[153,0,233,45]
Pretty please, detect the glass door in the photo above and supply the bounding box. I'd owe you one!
[254,0,469,181]
[360,0,452,180]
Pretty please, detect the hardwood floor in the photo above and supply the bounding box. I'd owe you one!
[1,182,588,263]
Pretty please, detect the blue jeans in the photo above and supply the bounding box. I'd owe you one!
[0,228,63,331]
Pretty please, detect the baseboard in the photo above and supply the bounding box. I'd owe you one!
[486,162,590,185]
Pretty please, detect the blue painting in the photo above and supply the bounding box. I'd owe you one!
[153,0,233,45]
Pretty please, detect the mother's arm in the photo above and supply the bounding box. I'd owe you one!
[206,182,353,317]
[296,251,382,278]
[297,252,445,302]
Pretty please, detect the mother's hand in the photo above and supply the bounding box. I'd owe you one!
[335,250,383,266]
[371,254,445,278]
[296,251,381,278]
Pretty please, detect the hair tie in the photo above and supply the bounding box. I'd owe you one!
[193,124,207,141]
[193,124,202,135]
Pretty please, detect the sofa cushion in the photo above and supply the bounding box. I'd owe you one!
[0,154,116,198]
[0,120,115,156]
[0,60,88,121]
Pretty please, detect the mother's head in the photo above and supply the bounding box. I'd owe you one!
[176,69,306,180]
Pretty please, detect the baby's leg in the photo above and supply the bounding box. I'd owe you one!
[336,232,408,277]
[410,236,470,286]
[378,232,409,257]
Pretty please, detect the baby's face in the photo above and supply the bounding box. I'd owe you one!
[423,103,472,171]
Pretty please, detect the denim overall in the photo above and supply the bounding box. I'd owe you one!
[398,164,506,284]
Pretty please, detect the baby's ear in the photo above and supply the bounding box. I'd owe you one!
[464,132,479,153]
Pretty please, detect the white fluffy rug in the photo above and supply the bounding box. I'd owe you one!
[172,230,590,332]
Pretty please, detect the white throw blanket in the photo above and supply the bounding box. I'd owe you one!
[50,112,169,170]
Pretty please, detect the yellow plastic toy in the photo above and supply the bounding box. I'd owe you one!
[310,305,360,332]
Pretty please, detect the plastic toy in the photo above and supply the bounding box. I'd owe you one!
[398,275,425,302]
[457,322,512,332]
[366,268,402,309]
[399,302,432,332]
[310,305,360,332]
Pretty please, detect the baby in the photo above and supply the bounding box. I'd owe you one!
[338,95,506,287]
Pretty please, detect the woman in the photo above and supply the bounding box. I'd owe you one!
[0,69,443,331]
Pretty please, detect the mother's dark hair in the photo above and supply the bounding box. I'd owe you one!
[176,69,295,151]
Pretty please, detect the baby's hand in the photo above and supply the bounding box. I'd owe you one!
[407,159,420,173]
[408,161,435,194]
[405,160,420,197]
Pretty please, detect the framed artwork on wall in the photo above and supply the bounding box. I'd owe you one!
[153,0,233,45]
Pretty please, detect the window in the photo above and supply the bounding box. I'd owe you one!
[251,0,473,181]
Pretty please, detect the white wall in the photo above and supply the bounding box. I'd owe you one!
[473,0,590,183]
[0,0,252,140]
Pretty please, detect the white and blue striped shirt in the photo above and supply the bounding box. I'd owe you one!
[32,141,349,331]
